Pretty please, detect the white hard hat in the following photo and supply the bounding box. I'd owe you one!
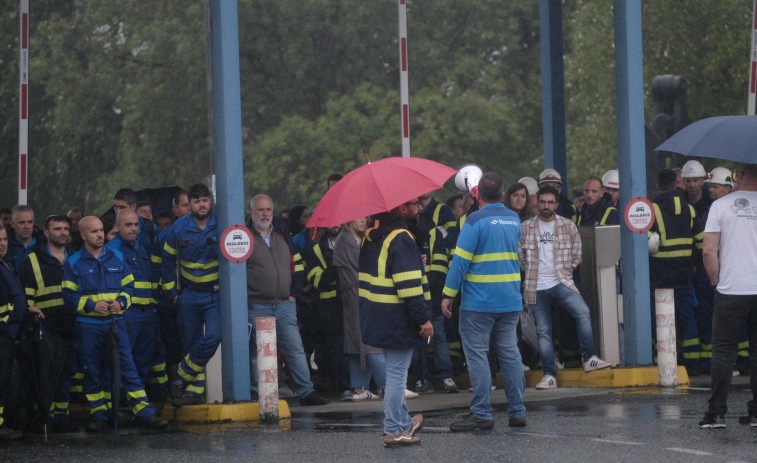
[681,160,706,178]
[707,167,734,187]
[518,177,539,196]
[601,169,619,189]
[648,231,660,255]
[454,164,483,194]
[538,168,562,185]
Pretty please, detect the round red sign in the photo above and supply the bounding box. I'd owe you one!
[623,197,656,234]
[219,224,254,263]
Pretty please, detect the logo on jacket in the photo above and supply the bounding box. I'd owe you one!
[490,219,519,226]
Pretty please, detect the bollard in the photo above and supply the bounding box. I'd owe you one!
[655,288,677,387]
[256,316,279,420]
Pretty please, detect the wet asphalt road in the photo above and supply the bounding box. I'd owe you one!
[2,384,757,462]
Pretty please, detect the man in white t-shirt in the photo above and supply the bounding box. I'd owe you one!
[519,186,611,390]
[699,164,757,429]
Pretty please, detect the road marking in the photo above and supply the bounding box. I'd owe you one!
[666,447,712,456]
[591,438,643,446]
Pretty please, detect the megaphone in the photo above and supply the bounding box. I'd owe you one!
[455,164,483,196]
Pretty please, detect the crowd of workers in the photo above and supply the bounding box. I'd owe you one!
[0,158,753,444]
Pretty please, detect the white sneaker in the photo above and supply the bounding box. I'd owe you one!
[584,355,611,372]
[405,388,419,399]
[309,352,318,371]
[535,374,557,390]
[350,390,380,401]
[555,357,564,369]
[442,378,458,393]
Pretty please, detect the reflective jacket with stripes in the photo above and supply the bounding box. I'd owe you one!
[0,257,27,339]
[577,193,619,227]
[161,212,218,298]
[18,245,75,338]
[443,203,522,312]
[359,212,431,349]
[422,197,459,249]
[106,234,156,308]
[62,246,135,323]
[649,189,704,286]
[306,236,341,323]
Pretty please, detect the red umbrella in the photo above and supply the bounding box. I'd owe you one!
[307,156,457,228]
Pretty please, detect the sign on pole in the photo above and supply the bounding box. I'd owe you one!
[219,224,254,263]
[623,197,655,234]
[18,0,29,205]
[749,0,757,115]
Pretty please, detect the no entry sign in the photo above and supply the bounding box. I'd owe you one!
[220,224,254,263]
[623,197,655,234]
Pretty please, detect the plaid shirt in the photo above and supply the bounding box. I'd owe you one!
[519,214,582,304]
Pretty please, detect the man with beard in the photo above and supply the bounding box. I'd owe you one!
[519,186,611,390]
[577,177,619,227]
[18,215,78,431]
[161,184,220,407]
[8,205,45,271]
[360,198,433,447]
[246,194,328,406]
[62,216,167,431]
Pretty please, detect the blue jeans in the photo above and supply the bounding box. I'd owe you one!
[459,310,525,420]
[348,354,386,390]
[248,299,314,398]
[431,312,453,379]
[383,348,414,435]
[532,283,596,377]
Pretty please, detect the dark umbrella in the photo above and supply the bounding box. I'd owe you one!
[110,314,121,438]
[14,319,68,441]
[655,115,757,163]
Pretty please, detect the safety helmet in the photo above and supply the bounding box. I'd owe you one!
[518,177,539,196]
[681,160,706,178]
[648,231,660,255]
[454,164,483,195]
[601,169,619,189]
[537,168,562,185]
[707,167,734,187]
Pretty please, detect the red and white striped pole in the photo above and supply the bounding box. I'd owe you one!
[256,316,279,420]
[398,0,410,157]
[749,0,757,115]
[18,0,29,205]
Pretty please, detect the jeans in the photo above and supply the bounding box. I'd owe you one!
[459,310,525,420]
[383,348,414,435]
[431,312,453,379]
[707,292,757,417]
[532,283,596,377]
[248,299,314,398]
[348,354,386,390]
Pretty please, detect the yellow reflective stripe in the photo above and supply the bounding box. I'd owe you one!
[162,280,176,290]
[151,363,167,372]
[359,288,401,304]
[134,281,153,289]
[442,220,456,230]
[427,264,448,274]
[36,285,62,296]
[132,297,157,305]
[294,264,305,272]
[181,259,218,270]
[683,352,700,359]
[397,286,424,299]
[454,247,474,261]
[682,338,700,347]
[177,367,195,382]
[673,196,681,215]
[86,391,105,402]
[442,286,459,297]
[433,203,442,226]
[652,203,693,248]
[180,268,219,283]
[432,253,448,261]
[738,341,749,349]
[600,207,616,225]
[463,273,520,283]
[36,299,65,310]
[359,272,394,288]
[394,270,422,282]
[313,245,327,269]
[25,287,35,297]
[132,400,149,415]
[126,389,148,400]
[70,386,83,392]
[90,404,108,414]
[308,266,323,289]
[77,293,120,314]
[185,355,204,373]
[61,280,79,291]
[186,384,205,394]
[121,274,134,286]
[470,252,518,263]
[149,376,168,385]
[320,290,337,299]
[29,253,45,292]
[164,242,177,255]
[73,372,84,379]
[653,250,692,258]
[151,254,162,264]
[377,230,414,279]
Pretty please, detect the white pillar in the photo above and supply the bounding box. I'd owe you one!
[256,316,279,420]
[655,288,677,387]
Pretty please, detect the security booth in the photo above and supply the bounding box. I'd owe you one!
[578,225,623,366]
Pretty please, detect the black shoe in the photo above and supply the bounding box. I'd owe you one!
[86,419,107,433]
[698,413,726,429]
[299,392,329,406]
[449,413,494,432]
[509,416,527,427]
[172,393,205,407]
[142,415,169,430]
[738,414,757,426]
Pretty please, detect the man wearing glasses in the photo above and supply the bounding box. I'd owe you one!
[519,186,611,390]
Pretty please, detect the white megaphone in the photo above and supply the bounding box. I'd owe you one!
[455,164,483,196]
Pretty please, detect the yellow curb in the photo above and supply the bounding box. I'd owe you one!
[161,400,291,423]
[525,366,690,387]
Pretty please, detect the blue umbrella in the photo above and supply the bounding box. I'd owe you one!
[655,115,757,164]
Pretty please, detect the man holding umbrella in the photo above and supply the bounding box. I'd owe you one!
[62,216,168,432]
[359,199,433,447]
